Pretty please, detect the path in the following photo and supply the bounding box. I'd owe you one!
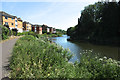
[0,38,19,79]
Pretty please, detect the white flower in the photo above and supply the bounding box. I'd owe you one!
[99,58,103,61]
[95,57,98,59]
[108,58,113,62]
[103,56,107,59]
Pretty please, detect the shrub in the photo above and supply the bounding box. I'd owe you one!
[79,50,120,79]
[9,35,120,79]
[9,35,73,78]
[17,32,24,36]
[19,35,35,41]
[0,25,9,40]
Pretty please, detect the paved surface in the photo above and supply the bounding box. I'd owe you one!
[0,38,18,79]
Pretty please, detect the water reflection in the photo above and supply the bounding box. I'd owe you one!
[51,35,120,63]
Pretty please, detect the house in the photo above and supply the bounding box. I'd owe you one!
[23,21,32,32]
[0,11,23,33]
[42,24,49,33]
[17,18,23,33]
[47,27,50,33]
[53,28,56,33]
[32,25,42,34]
[49,27,53,33]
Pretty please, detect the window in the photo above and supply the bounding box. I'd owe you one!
[15,25,17,28]
[27,26,28,28]
[12,18,13,20]
[5,22,8,25]
[35,27,36,32]
[11,23,14,25]
[5,16,8,19]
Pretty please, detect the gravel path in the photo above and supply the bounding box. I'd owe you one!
[0,38,19,79]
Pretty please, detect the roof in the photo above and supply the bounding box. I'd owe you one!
[0,11,16,18]
[32,24,42,27]
[17,18,22,22]
[23,21,32,25]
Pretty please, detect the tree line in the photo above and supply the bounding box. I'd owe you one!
[67,1,120,46]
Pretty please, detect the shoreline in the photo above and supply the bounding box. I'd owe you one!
[67,38,120,47]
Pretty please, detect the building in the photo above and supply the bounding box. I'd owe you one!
[17,18,23,33]
[0,11,23,33]
[53,28,56,33]
[32,25,42,34]
[49,27,53,33]
[23,21,32,32]
[42,24,49,33]
[47,27,50,33]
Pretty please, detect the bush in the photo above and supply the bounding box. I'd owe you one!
[79,50,120,79]
[9,35,73,78]
[19,35,35,41]
[0,25,9,40]
[9,35,120,79]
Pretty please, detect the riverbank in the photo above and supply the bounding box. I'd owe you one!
[8,34,120,79]
[67,37,120,47]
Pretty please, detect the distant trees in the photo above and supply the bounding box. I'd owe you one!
[56,29,66,34]
[67,1,120,45]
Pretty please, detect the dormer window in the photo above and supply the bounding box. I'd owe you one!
[5,16,8,19]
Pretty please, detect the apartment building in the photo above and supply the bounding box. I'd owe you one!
[23,21,32,32]
[17,18,23,33]
[53,28,56,33]
[32,25,42,34]
[42,24,49,33]
[0,11,23,33]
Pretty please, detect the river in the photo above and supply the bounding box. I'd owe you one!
[50,35,120,63]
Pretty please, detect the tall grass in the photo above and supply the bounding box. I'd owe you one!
[9,35,120,79]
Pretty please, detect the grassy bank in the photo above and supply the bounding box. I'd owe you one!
[17,31,63,37]
[9,35,120,79]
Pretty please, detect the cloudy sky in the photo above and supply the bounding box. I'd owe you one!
[1,0,115,30]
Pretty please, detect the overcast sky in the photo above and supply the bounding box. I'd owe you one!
[1,0,117,30]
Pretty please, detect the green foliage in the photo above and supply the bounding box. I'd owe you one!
[67,2,120,45]
[9,35,73,78]
[9,35,120,79]
[0,25,9,40]
[79,50,120,79]
[19,35,35,41]
[17,31,39,38]
[56,29,66,34]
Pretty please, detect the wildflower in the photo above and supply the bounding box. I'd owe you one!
[95,56,97,59]
[108,58,113,62]
[99,58,103,61]
[103,56,107,59]
[48,73,50,76]
[55,69,57,71]
[33,62,36,66]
